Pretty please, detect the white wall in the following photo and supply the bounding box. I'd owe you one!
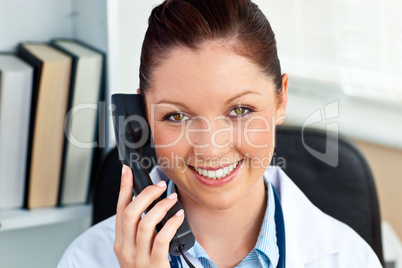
[0,218,90,268]
[105,0,162,148]
[72,0,108,52]
[0,0,75,51]
[107,0,162,95]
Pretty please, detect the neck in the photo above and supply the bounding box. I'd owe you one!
[178,178,267,265]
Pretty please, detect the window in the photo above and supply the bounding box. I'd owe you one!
[260,0,402,104]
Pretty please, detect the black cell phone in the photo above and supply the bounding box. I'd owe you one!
[111,93,195,256]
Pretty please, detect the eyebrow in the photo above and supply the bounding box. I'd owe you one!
[155,100,191,109]
[224,90,262,105]
[156,90,262,108]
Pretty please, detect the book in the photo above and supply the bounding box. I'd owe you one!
[0,54,33,209]
[51,39,104,206]
[17,43,72,209]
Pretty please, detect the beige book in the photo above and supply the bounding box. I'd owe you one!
[18,43,72,209]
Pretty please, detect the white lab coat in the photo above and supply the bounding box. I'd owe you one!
[58,166,382,267]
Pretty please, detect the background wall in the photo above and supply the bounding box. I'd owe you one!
[0,0,74,50]
[0,218,90,268]
[354,140,402,240]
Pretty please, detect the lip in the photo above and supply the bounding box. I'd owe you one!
[189,159,244,187]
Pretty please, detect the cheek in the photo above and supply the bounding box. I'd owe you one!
[237,115,275,149]
[152,124,189,167]
[152,124,185,147]
[234,115,276,168]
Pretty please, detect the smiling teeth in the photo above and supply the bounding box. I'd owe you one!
[195,161,239,179]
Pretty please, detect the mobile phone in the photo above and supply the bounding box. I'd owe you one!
[111,93,195,256]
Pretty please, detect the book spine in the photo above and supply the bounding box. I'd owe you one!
[87,47,106,204]
[50,39,106,206]
[49,42,79,207]
[0,58,33,209]
[16,45,43,209]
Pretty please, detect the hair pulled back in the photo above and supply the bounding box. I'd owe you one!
[139,0,282,97]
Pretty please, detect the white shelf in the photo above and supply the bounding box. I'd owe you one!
[0,204,92,232]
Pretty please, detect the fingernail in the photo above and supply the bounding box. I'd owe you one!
[175,209,184,217]
[166,193,177,200]
[156,180,166,188]
[122,165,126,176]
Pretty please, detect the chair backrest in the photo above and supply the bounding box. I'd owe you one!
[274,125,384,265]
[91,125,384,265]
[91,144,156,226]
[91,147,121,225]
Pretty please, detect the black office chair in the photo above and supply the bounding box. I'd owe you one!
[91,141,156,226]
[274,125,384,265]
[91,125,384,265]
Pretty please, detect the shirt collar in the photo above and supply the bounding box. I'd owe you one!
[167,175,279,267]
[255,176,279,268]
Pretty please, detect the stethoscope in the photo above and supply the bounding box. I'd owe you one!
[167,180,286,268]
[273,184,286,268]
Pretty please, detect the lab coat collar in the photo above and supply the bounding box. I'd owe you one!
[266,166,346,266]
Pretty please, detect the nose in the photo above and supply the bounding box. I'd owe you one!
[188,116,232,160]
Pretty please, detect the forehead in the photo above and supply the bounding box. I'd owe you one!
[146,42,275,106]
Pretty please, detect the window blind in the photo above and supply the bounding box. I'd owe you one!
[260,0,402,104]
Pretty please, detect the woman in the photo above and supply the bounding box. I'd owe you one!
[59,0,382,267]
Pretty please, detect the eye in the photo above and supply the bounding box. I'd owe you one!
[228,106,252,119]
[163,112,191,124]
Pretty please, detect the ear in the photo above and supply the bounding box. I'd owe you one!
[275,73,288,125]
[137,88,141,94]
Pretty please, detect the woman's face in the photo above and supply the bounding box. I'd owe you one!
[144,42,287,210]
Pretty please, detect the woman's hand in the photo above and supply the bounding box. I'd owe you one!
[114,165,185,268]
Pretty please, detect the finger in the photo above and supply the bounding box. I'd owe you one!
[122,181,167,253]
[135,193,178,257]
[115,165,133,245]
[151,209,185,261]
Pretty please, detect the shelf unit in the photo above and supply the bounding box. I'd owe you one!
[0,1,108,267]
[0,0,107,225]
[0,205,92,232]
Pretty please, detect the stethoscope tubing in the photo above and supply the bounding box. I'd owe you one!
[273,186,286,268]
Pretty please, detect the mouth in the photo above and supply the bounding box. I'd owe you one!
[188,159,244,186]
[190,160,242,179]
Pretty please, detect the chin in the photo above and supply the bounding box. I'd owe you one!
[191,190,245,211]
[203,199,236,211]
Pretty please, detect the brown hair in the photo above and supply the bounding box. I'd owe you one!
[139,0,282,97]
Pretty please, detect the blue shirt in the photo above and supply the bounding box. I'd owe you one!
[168,176,279,268]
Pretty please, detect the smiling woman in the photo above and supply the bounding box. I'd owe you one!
[58,0,383,267]
[145,43,286,217]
